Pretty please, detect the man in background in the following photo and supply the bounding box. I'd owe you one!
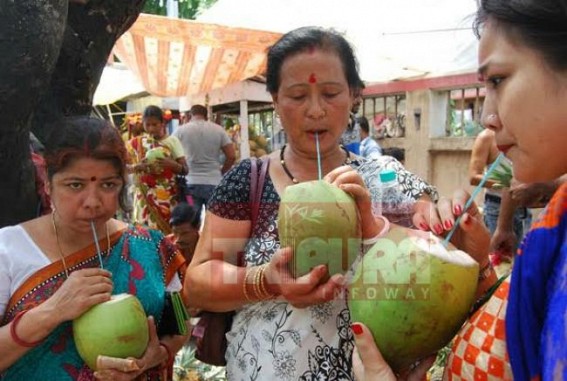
[173,105,236,214]
[179,110,191,125]
[358,115,382,160]
[341,88,363,154]
[469,129,532,262]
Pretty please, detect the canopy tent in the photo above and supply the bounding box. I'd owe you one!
[93,63,146,106]
[198,0,480,83]
[109,13,282,98]
[95,1,479,105]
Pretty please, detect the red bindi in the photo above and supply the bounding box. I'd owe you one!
[90,176,97,182]
[308,73,317,84]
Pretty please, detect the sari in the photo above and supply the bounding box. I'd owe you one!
[1,224,185,381]
[507,183,567,381]
[128,135,185,234]
[444,183,567,381]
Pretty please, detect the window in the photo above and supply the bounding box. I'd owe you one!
[446,87,484,137]
[362,94,406,138]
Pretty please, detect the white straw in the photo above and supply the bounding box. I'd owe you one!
[442,152,505,247]
[315,132,322,180]
[90,220,105,269]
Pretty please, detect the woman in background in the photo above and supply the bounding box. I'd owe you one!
[128,105,188,235]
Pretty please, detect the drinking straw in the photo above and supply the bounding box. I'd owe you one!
[315,132,322,180]
[442,152,505,247]
[90,220,105,269]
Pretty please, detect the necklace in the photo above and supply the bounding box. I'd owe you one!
[51,213,110,278]
[279,144,351,184]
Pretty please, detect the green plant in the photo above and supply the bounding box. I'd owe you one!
[488,161,513,189]
[173,342,226,381]
[143,0,218,20]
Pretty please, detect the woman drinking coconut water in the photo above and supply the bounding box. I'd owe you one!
[352,0,567,379]
[184,26,437,380]
[0,117,188,380]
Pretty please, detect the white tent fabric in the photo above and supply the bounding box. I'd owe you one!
[198,0,480,83]
[93,63,146,105]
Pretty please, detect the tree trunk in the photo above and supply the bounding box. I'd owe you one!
[0,0,68,227]
[31,0,146,143]
[0,0,146,227]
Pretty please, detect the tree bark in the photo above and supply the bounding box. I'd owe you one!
[0,0,145,227]
[31,0,146,143]
[0,0,68,227]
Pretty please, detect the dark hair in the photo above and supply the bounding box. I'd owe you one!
[266,26,363,95]
[44,116,129,211]
[170,203,201,228]
[357,116,370,134]
[143,105,164,122]
[190,105,208,118]
[474,0,567,71]
[382,147,405,163]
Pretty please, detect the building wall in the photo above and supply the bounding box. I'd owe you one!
[369,79,484,205]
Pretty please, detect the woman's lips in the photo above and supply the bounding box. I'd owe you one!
[497,144,513,154]
[306,130,326,138]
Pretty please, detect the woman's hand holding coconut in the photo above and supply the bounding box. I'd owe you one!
[263,165,385,309]
[324,165,386,239]
[40,268,113,323]
[413,189,497,298]
[351,322,435,381]
[263,247,345,308]
[93,317,169,381]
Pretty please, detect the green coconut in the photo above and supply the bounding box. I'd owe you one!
[73,293,149,370]
[278,180,361,278]
[348,226,478,373]
[145,147,166,162]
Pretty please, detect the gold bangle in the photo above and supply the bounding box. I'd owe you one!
[253,266,263,300]
[259,265,275,300]
[242,267,253,302]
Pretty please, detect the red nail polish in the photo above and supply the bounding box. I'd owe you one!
[419,223,429,231]
[454,205,463,215]
[444,220,453,230]
[435,224,443,234]
[351,323,363,335]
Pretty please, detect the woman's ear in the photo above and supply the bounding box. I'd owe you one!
[44,181,51,197]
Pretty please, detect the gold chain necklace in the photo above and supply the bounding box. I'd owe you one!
[51,213,110,278]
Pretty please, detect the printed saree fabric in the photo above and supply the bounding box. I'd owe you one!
[444,277,513,380]
[445,183,567,381]
[507,183,567,381]
[1,225,185,381]
[127,135,180,234]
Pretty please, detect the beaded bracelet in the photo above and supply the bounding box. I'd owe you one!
[362,216,391,246]
[10,310,44,348]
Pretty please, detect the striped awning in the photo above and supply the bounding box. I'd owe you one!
[112,13,282,97]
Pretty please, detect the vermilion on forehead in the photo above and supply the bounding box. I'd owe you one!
[308,73,317,83]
